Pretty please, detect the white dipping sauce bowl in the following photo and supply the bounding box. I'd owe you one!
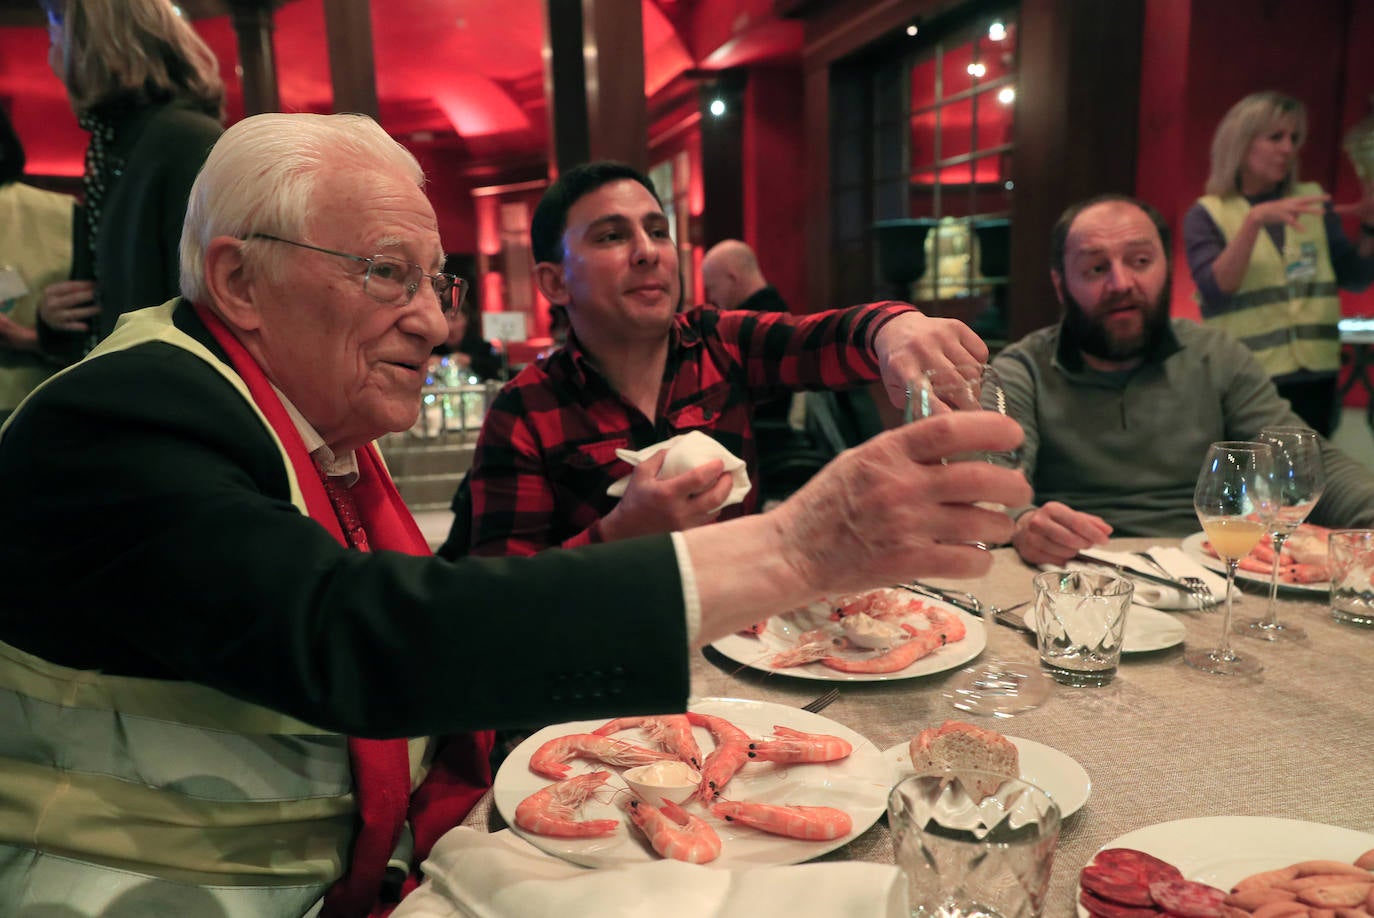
[622,761,701,807]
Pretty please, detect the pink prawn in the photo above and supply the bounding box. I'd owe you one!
[626,798,722,864]
[686,711,753,802]
[821,607,965,674]
[513,771,619,838]
[709,800,853,841]
[591,714,703,770]
[746,725,852,764]
[528,733,677,779]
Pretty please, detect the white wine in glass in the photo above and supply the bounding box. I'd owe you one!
[1241,426,1323,642]
[909,364,1051,716]
[1190,441,1275,676]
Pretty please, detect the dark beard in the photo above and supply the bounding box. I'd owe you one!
[1062,275,1171,363]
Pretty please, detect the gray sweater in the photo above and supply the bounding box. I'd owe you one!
[993,318,1374,536]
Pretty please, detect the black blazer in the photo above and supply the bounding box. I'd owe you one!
[0,302,690,738]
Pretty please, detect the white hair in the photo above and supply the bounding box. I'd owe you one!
[179,112,425,304]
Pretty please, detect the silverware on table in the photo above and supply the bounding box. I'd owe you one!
[799,687,839,714]
[993,600,1033,633]
[1072,554,1213,601]
[1133,550,1214,601]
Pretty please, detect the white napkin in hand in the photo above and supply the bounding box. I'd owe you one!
[1072,548,1220,610]
[606,430,751,513]
[391,827,909,918]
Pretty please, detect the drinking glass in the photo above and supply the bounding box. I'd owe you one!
[889,769,1061,918]
[1189,441,1275,675]
[1240,427,1323,641]
[909,364,1052,716]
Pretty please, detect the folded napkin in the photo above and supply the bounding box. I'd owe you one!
[606,430,751,513]
[391,827,909,918]
[1069,547,1223,610]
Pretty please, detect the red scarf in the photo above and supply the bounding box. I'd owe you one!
[195,305,494,918]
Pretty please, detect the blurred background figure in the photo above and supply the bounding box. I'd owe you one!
[35,0,224,363]
[701,238,788,312]
[0,103,73,423]
[432,297,503,382]
[1185,91,1374,436]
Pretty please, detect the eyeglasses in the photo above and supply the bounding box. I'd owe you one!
[248,234,468,317]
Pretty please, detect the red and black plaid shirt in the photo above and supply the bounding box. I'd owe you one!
[466,301,914,557]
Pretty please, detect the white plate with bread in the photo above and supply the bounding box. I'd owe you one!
[883,721,1091,818]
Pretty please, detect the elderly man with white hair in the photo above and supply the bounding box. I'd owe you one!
[0,113,1027,917]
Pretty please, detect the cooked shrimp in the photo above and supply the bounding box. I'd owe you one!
[528,733,677,779]
[686,711,754,801]
[768,638,837,669]
[709,800,853,840]
[626,798,722,863]
[591,714,703,770]
[822,621,948,674]
[746,725,852,764]
[513,771,619,838]
[829,588,929,623]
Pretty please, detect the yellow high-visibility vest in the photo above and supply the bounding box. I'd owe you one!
[1197,181,1340,377]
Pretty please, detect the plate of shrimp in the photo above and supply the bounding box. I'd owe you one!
[1181,527,1330,595]
[708,587,986,682]
[492,696,892,869]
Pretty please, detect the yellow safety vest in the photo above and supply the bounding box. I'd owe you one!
[0,302,428,917]
[1197,181,1340,377]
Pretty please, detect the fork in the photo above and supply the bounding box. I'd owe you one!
[1133,551,1214,603]
[799,687,840,714]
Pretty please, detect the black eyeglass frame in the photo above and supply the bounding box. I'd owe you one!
[248,233,468,316]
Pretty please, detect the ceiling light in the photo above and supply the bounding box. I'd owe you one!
[709,98,726,117]
[967,62,986,78]
[997,86,1015,105]
[1004,180,1014,190]
[906,24,919,37]
[988,21,1007,41]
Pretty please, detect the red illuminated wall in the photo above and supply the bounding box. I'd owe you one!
[743,65,806,310]
[1137,0,1374,323]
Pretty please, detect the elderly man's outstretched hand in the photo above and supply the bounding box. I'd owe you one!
[771,411,1030,596]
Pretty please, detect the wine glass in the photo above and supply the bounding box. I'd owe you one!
[1239,427,1324,642]
[1189,441,1276,675]
[908,364,1052,716]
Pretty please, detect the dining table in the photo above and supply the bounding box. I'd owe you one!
[457,536,1374,917]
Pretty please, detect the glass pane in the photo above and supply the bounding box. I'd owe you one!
[940,97,974,162]
[910,56,937,111]
[976,84,1016,150]
[941,41,976,97]
[910,109,937,170]
[983,19,1017,78]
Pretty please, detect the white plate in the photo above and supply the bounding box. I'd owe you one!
[1077,816,1374,917]
[882,736,1091,818]
[493,696,891,869]
[1021,605,1186,654]
[1181,531,1328,595]
[710,595,986,683]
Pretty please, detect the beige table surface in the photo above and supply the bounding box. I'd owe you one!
[463,537,1374,916]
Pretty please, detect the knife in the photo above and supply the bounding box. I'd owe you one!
[898,582,984,618]
[1071,554,1194,594]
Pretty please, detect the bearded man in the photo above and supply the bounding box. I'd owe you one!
[993,195,1374,565]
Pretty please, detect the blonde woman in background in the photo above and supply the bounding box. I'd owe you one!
[35,0,224,363]
[1184,91,1374,435]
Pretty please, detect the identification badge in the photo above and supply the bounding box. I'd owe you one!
[0,265,30,311]
[1284,240,1318,284]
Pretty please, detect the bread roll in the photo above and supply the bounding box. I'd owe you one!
[909,720,1019,798]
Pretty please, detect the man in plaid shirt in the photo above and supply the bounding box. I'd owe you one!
[446,161,990,559]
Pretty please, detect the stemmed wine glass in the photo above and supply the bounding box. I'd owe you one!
[1189,441,1276,675]
[1240,427,1323,642]
[908,364,1052,716]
